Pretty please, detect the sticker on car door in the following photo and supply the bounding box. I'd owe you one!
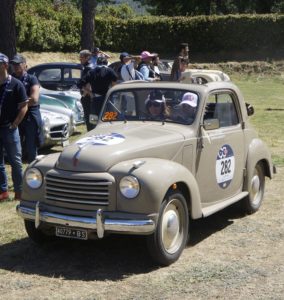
[216,144,235,189]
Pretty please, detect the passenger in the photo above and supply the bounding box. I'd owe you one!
[10,53,43,163]
[77,49,94,131]
[170,43,189,81]
[173,92,198,124]
[145,90,169,120]
[137,51,160,82]
[120,52,143,81]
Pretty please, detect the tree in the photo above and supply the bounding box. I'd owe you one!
[0,0,17,58]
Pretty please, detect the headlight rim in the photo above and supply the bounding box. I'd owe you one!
[25,167,43,189]
[119,175,140,199]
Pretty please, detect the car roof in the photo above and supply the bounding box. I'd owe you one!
[28,62,82,70]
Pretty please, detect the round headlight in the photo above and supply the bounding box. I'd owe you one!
[119,176,140,199]
[25,168,43,189]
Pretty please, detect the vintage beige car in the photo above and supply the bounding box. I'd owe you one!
[17,81,275,266]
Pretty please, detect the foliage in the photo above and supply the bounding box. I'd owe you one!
[97,3,137,19]
[134,0,284,15]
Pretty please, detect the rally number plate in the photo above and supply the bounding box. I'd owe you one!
[55,226,87,240]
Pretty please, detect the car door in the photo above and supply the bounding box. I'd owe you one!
[195,90,245,207]
[37,67,62,90]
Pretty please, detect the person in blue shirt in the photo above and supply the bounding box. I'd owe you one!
[137,51,160,82]
[0,53,28,201]
[10,53,43,163]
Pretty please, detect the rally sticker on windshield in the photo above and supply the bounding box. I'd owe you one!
[76,132,125,146]
[215,144,235,189]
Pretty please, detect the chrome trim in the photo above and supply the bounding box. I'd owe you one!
[16,204,155,236]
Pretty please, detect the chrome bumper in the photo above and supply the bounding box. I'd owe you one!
[16,202,155,238]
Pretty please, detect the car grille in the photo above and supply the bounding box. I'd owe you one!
[45,173,112,211]
[50,124,69,139]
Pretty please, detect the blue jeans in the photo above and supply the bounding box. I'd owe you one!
[0,127,23,193]
[19,116,39,163]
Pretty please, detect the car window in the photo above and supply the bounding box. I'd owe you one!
[102,88,199,125]
[63,68,81,80]
[38,69,61,82]
[204,92,239,127]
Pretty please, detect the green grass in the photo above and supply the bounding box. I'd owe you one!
[232,76,284,167]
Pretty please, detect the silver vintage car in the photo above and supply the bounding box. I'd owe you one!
[17,81,275,266]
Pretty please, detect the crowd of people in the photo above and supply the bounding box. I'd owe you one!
[0,42,190,202]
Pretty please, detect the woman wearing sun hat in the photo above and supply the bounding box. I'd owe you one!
[137,51,160,82]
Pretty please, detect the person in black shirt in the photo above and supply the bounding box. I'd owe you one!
[0,53,28,201]
[10,53,43,163]
[76,49,94,131]
[81,57,118,127]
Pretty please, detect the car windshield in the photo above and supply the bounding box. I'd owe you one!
[102,88,199,125]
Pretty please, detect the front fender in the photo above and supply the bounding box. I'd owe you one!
[109,158,202,218]
[244,138,273,191]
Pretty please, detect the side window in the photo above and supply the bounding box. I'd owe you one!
[38,69,61,82]
[64,68,81,80]
[204,93,239,127]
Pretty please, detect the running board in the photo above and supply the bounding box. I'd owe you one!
[202,192,248,217]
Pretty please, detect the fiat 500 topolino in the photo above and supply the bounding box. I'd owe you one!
[17,81,275,266]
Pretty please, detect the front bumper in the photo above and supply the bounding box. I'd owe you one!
[16,202,156,238]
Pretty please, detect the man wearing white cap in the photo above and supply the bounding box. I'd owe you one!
[173,92,198,124]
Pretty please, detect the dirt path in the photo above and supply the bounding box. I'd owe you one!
[0,168,283,300]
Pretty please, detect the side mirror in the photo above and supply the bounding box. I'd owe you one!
[203,118,220,130]
[246,103,254,116]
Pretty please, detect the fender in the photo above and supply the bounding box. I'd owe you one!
[244,138,273,191]
[109,158,202,218]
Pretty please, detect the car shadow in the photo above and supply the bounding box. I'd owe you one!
[0,203,246,281]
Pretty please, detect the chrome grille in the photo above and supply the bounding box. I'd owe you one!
[46,173,111,208]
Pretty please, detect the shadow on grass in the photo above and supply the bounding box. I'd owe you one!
[0,203,245,281]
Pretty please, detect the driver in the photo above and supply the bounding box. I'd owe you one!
[173,92,198,124]
[145,90,169,120]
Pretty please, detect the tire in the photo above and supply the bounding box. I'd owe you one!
[147,190,189,266]
[24,220,50,244]
[242,163,265,214]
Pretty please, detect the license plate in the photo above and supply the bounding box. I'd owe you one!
[55,226,87,240]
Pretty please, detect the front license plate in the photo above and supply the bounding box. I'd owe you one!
[55,226,87,240]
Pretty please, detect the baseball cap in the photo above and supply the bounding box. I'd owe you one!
[145,90,165,106]
[10,53,26,64]
[119,52,132,62]
[180,92,198,108]
[92,47,100,53]
[0,53,9,63]
[141,51,155,60]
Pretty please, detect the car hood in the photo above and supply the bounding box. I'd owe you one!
[41,108,69,125]
[56,123,185,172]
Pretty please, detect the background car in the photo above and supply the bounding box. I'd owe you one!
[28,62,82,91]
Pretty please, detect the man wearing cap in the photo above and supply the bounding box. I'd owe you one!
[77,49,95,131]
[120,52,142,82]
[145,90,169,120]
[90,47,111,67]
[173,92,198,124]
[10,53,43,163]
[0,53,28,201]
[137,51,160,82]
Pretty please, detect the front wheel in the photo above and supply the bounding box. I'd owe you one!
[24,220,51,244]
[147,190,189,266]
[242,163,265,214]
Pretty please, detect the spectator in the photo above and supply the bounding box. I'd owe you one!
[175,58,189,82]
[120,52,143,81]
[90,47,111,67]
[170,43,189,81]
[0,53,28,201]
[81,57,118,126]
[10,53,43,163]
[151,54,162,80]
[77,49,94,131]
[137,51,160,82]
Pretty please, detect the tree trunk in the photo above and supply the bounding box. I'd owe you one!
[0,0,17,59]
[81,0,97,51]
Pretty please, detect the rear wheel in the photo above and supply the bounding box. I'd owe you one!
[24,220,50,244]
[242,163,265,214]
[147,191,189,266]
